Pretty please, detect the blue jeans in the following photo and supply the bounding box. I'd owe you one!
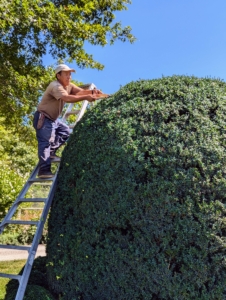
[33,111,70,172]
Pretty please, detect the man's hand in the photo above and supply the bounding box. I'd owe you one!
[76,87,110,99]
[76,89,101,96]
[86,95,99,102]
[86,93,110,102]
[92,88,101,95]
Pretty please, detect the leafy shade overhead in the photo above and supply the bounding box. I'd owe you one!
[0,0,135,125]
[0,65,54,126]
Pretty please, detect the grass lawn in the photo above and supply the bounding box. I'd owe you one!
[0,260,26,300]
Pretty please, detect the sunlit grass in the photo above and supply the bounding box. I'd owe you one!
[0,260,26,300]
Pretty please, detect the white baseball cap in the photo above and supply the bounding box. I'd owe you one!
[55,64,76,74]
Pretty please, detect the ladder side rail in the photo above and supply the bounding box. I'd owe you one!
[74,100,89,125]
[61,83,96,125]
[15,176,58,300]
[0,164,39,233]
[74,84,96,126]
[61,103,74,123]
[29,172,59,255]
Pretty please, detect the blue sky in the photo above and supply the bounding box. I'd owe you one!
[44,0,226,95]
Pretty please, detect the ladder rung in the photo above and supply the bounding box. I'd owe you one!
[18,198,47,203]
[65,110,80,116]
[28,182,53,186]
[0,244,30,251]
[0,273,21,280]
[51,159,61,163]
[29,177,55,182]
[6,221,39,225]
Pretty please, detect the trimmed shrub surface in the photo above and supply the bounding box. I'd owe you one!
[47,76,226,299]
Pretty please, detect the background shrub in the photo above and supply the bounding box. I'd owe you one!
[5,284,55,300]
[47,76,226,299]
[5,256,55,300]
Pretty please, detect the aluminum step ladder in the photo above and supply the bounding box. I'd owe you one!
[0,83,96,300]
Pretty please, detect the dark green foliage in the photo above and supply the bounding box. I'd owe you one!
[5,256,55,300]
[47,76,226,299]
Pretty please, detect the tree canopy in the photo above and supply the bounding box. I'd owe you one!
[0,0,135,125]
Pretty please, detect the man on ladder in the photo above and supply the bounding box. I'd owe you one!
[33,64,100,178]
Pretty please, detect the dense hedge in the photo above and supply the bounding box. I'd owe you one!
[47,76,226,299]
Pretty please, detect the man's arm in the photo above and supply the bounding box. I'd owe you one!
[61,84,108,103]
[71,85,85,94]
[60,94,99,103]
[71,85,102,96]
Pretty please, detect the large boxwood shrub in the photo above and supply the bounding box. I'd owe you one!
[46,76,226,299]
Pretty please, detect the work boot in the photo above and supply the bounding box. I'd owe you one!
[38,170,54,178]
